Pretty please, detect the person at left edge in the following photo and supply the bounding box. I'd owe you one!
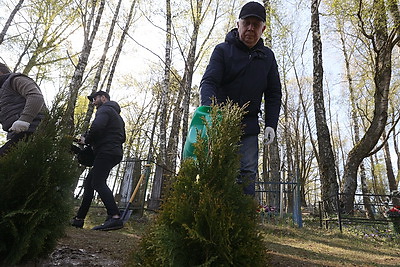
[0,62,46,156]
[72,91,126,231]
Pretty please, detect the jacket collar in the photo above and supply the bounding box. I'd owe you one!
[226,28,265,52]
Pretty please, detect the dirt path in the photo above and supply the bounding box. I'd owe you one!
[38,227,140,267]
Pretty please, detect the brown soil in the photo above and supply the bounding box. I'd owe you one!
[14,214,399,267]
[38,226,140,267]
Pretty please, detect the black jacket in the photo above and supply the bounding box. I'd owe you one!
[200,28,282,135]
[85,101,126,156]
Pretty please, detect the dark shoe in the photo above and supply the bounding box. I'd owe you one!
[71,217,84,228]
[92,217,123,231]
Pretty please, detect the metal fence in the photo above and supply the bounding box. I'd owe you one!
[319,192,399,232]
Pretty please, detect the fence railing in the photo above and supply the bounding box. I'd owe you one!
[319,192,399,232]
[256,181,302,227]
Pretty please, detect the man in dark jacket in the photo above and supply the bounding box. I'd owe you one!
[72,91,126,231]
[0,63,46,156]
[200,2,282,196]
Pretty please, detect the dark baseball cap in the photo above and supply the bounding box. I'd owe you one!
[87,90,110,101]
[239,1,266,22]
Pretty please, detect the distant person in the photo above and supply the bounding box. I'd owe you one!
[0,62,46,156]
[72,91,126,231]
[200,1,282,196]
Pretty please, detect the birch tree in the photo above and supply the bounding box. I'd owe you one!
[147,0,173,210]
[1,0,79,79]
[261,0,281,208]
[166,0,222,175]
[0,0,24,45]
[159,0,172,167]
[65,0,105,131]
[81,0,123,133]
[179,0,221,155]
[311,0,339,212]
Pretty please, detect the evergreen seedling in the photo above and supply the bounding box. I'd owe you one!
[137,102,266,266]
[0,103,79,265]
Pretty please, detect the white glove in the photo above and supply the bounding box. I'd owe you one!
[264,126,275,145]
[9,120,30,133]
[78,135,86,145]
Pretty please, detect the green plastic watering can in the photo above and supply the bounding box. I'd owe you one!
[182,106,211,160]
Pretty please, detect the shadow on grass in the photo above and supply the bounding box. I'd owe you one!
[260,223,400,267]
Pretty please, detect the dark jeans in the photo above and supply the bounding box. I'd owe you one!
[238,134,259,196]
[0,132,31,157]
[76,153,122,219]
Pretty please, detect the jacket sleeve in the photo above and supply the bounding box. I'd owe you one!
[264,52,282,130]
[199,45,225,106]
[85,107,110,144]
[12,76,45,123]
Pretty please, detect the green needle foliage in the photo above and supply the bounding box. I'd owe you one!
[137,101,266,266]
[0,102,79,265]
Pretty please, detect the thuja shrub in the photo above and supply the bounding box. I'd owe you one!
[0,103,79,265]
[137,102,266,266]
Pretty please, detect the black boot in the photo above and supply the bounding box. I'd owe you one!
[71,217,84,228]
[92,217,123,231]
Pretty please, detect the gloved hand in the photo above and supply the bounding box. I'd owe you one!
[9,120,30,133]
[78,135,86,145]
[264,126,275,145]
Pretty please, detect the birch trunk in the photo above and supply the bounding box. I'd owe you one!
[65,0,106,132]
[311,0,339,212]
[159,0,172,166]
[105,0,137,95]
[149,0,172,211]
[261,0,281,207]
[166,87,184,174]
[82,0,123,133]
[180,0,203,155]
[0,0,24,45]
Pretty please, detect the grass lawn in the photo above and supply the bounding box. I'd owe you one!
[261,216,400,266]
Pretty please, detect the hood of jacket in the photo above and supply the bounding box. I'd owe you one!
[100,100,121,114]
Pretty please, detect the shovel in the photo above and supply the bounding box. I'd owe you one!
[121,171,146,223]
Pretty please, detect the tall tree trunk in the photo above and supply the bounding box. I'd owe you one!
[387,0,400,44]
[359,162,375,219]
[311,0,339,212]
[0,0,24,45]
[82,0,123,132]
[65,0,106,132]
[105,0,137,94]
[180,1,202,156]
[159,0,172,166]
[393,126,400,202]
[341,0,396,213]
[338,16,374,218]
[166,88,184,174]
[262,0,271,47]
[149,0,172,211]
[261,0,281,208]
[383,130,400,206]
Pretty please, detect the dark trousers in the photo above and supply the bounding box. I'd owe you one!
[76,153,122,219]
[238,134,259,196]
[0,132,31,157]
